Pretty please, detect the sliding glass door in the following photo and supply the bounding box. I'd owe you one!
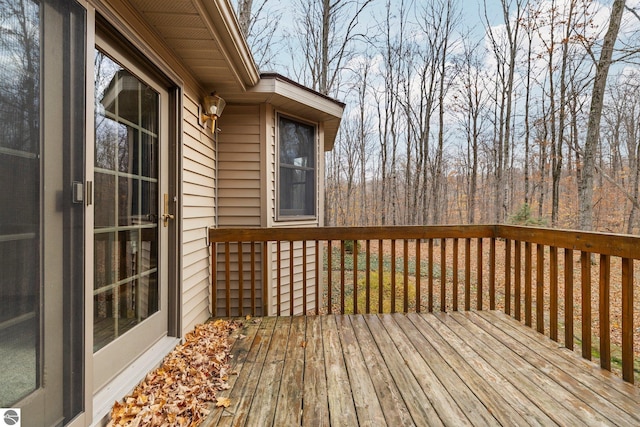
[0,0,85,424]
[92,32,170,392]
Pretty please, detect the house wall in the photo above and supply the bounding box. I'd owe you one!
[214,105,265,316]
[181,91,217,334]
[264,106,327,315]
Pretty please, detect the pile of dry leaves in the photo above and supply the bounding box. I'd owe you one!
[108,319,238,426]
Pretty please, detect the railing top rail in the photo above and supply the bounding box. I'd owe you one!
[208,225,496,243]
[209,224,640,260]
[496,225,640,259]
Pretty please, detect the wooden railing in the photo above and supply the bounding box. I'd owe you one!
[209,225,639,383]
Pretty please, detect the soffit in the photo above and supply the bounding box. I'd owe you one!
[248,75,345,151]
[127,0,259,93]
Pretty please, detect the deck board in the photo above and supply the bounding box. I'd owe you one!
[203,311,640,427]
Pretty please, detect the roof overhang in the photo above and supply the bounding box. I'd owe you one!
[243,74,345,151]
[128,0,260,93]
[125,1,344,150]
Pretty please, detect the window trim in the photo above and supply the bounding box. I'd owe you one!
[275,113,318,222]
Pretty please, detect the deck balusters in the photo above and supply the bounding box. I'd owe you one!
[536,244,545,334]
[391,239,396,313]
[581,251,592,360]
[599,254,611,371]
[225,242,231,317]
[452,238,458,312]
[238,242,243,317]
[489,238,496,310]
[514,240,522,321]
[621,258,633,383]
[477,238,483,310]
[340,240,346,314]
[465,238,471,311]
[404,240,409,313]
[429,239,434,312]
[416,239,422,312]
[353,240,358,314]
[209,225,639,384]
[441,239,447,312]
[504,239,511,316]
[549,246,558,341]
[378,239,383,313]
[524,242,532,327]
[564,249,574,351]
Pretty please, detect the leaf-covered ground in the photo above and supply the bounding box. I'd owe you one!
[108,319,238,426]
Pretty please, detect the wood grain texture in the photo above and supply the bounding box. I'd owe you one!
[204,312,639,426]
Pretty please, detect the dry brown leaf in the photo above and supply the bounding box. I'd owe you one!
[108,319,239,426]
[215,397,231,408]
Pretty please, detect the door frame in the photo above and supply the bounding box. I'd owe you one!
[83,7,182,422]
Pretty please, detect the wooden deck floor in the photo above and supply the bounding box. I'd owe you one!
[203,311,640,427]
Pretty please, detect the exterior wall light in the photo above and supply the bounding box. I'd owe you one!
[199,93,226,129]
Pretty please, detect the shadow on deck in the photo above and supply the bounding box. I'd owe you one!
[203,311,640,427]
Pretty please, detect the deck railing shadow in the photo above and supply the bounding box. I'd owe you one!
[209,225,639,384]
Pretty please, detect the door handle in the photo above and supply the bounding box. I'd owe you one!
[162,193,175,227]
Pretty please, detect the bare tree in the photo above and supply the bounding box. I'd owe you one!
[578,0,626,230]
[484,0,526,223]
[289,0,373,96]
[235,0,282,70]
[454,34,488,224]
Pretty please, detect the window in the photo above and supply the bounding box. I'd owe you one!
[278,116,316,218]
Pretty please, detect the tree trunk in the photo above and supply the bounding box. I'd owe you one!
[578,0,625,231]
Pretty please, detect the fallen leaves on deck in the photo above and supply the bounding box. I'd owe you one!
[108,319,238,426]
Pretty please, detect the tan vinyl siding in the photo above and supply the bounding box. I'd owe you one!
[267,240,318,315]
[181,91,216,335]
[214,105,264,315]
[263,107,324,315]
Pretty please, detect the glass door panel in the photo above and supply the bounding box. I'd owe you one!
[92,39,168,392]
[0,0,41,407]
[94,51,161,351]
[0,0,85,423]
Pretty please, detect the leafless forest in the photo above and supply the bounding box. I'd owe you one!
[236,0,640,233]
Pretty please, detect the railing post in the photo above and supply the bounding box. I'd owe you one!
[250,241,256,316]
[504,239,511,316]
[465,238,471,311]
[404,239,409,313]
[303,241,307,315]
[238,242,243,317]
[340,240,346,314]
[429,239,434,312]
[489,238,495,311]
[452,238,458,312]
[416,239,421,313]
[327,240,332,314]
[225,242,231,317]
[365,240,371,314]
[564,249,574,350]
[211,241,217,317]
[354,240,359,314]
[378,239,383,313]
[599,254,610,371]
[477,238,483,311]
[524,241,532,327]
[391,239,396,313]
[290,241,294,315]
[315,240,320,315]
[536,244,545,334]
[441,239,447,312]
[581,251,592,360]
[277,240,281,316]
[514,240,521,321]
[550,246,558,342]
[621,258,634,383]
